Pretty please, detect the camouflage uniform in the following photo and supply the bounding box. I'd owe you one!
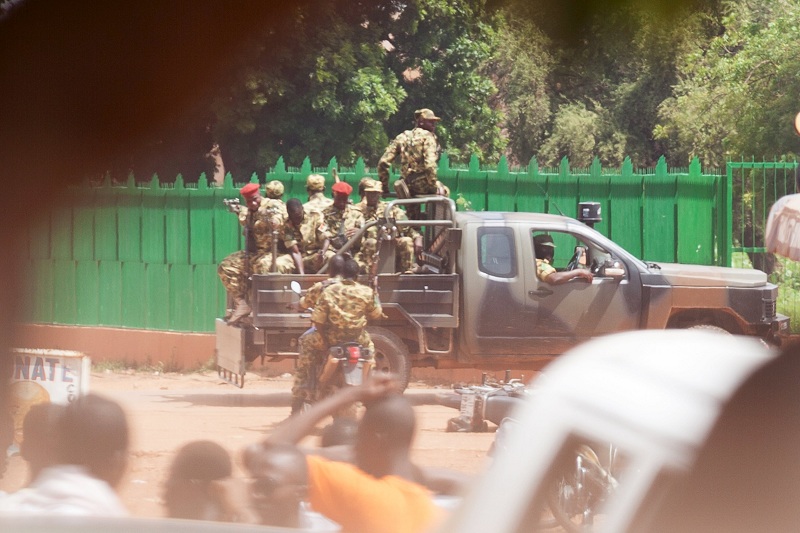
[320,203,364,261]
[304,174,333,213]
[275,209,328,274]
[378,127,440,197]
[306,280,383,406]
[536,258,556,282]
[355,199,418,273]
[292,276,342,405]
[218,198,287,299]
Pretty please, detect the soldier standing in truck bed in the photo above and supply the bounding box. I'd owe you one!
[218,183,287,326]
[378,108,449,219]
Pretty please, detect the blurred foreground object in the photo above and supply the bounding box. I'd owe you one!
[441,329,800,533]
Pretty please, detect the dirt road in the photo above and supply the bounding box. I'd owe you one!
[1,369,498,518]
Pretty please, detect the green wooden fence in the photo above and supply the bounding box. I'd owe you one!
[20,154,730,333]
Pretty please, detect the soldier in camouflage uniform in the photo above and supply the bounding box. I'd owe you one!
[378,108,449,219]
[303,174,333,213]
[291,254,346,414]
[355,179,422,273]
[275,198,329,274]
[318,181,364,263]
[253,180,288,273]
[218,182,287,325]
[306,258,384,414]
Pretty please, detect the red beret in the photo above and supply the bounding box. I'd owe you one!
[331,181,353,196]
[240,183,261,199]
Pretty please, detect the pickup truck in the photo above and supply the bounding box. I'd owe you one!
[216,197,790,388]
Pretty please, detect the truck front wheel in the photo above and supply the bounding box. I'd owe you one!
[368,326,411,392]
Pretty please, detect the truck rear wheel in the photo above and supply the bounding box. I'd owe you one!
[368,326,411,392]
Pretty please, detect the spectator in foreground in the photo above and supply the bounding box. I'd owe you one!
[0,394,129,516]
[163,440,240,522]
[244,374,442,533]
[19,403,66,485]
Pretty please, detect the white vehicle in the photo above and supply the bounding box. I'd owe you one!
[442,329,798,533]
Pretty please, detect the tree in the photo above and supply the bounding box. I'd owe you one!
[383,0,506,164]
[655,0,800,166]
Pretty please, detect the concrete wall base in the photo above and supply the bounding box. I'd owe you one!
[11,323,519,385]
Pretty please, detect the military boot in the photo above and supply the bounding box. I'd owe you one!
[227,297,252,326]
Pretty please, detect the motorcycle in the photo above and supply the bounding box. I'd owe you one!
[439,372,619,532]
[290,281,373,412]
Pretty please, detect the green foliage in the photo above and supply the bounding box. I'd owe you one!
[538,102,627,167]
[655,0,800,166]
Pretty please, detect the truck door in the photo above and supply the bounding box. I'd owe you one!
[524,229,642,353]
[462,225,540,356]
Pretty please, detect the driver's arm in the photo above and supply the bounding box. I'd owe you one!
[543,269,593,285]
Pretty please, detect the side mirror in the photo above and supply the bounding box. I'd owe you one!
[290,280,302,296]
[601,259,626,279]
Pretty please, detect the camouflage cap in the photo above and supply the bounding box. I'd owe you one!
[414,108,441,121]
[363,179,382,193]
[358,176,372,195]
[265,180,284,199]
[306,174,326,192]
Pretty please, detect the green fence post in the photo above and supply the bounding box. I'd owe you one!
[677,158,714,265]
[517,157,546,213]
[118,174,142,262]
[95,177,119,261]
[165,175,190,264]
[52,259,76,325]
[487,156,515,211]
[270,157,298,200]
[97,260,122,326]
[213,173,242,264]
[548,157,578,218]
[71,185,95,261]
[28,211,51,261]
[579,158,611,236]
[145,263,170,329]
[609,157,643,257]
[169,263,194,331]
[142,175,166,264]
[121,261,146,329]
[193,264,219,333]
[189,175,215,265]
[74,260,99,325]
[643,156,678,262]
[50,201,73,260]
[30,259,54,323]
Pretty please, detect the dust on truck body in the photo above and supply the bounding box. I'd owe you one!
[216,197,789,387]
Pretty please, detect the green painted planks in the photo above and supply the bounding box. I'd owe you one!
[121,262,147,328]
[117,181,142,262]
[94,187,119,261]
[75,261,99,325]
[193,264,220,332]
[165,178,190,264]
[52,259,76,324]
[141,177,166,264]
[169,263,193,331]
[145,263,170,329]
[71,188,95,261]
[188,184,215,264]
[97,261,122,326]
[486,157,515,212]
[677,170,715,265]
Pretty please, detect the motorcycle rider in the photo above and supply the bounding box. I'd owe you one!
[299,258,384,416]
[290,254,347,415]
